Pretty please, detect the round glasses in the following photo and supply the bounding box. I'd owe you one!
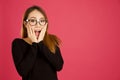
[26,18,47,26]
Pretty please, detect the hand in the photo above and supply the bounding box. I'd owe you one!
[37,23,48,42]
[26,24,38,43]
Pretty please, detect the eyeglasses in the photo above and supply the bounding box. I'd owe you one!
[26,18,47,26]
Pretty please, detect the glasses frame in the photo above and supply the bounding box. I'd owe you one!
[26,18,47,26]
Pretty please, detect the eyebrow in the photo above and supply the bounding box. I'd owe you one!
[29,17,45,19]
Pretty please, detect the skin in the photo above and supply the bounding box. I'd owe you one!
[23,10,47,44]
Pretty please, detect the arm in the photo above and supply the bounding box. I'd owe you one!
[12,39,38,77]
[38,41,64,71]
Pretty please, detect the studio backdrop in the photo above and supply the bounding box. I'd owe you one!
[0,0,120,80]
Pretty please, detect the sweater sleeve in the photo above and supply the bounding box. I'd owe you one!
[12,39,38,77]
[38,41,64,71]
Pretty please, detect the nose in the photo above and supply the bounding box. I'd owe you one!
[34,22,42,30]
[35,22,42,29]
[36,21,41,26]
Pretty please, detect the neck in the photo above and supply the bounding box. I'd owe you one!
[23,37,32,45]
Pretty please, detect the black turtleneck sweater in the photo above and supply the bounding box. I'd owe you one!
[12,38,64,80]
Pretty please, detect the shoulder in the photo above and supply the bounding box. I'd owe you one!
[12,38,24,45]
[12,38,22,43]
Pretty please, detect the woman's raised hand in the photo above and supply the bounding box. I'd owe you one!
[37,23,47,42]
[26,24,38,43]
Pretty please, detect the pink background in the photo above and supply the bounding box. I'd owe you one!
[0,0,120,80]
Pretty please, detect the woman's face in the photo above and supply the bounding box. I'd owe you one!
[25,10,47,38]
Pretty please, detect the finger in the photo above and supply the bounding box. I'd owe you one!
[30,27,33,34]
[45,23,48,31]
[31,27,36,36]
[26,25,31,37]
[29,26,33,35]
[41,23,47,32]
[39,25,47,39]
[43,26,47,33]
[37,23,48,42]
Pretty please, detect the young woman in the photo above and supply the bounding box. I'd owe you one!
[12,5,64,80]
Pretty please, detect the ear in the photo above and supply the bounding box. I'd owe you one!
[23,21,27,28]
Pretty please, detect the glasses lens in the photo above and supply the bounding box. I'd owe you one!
[39,19,46,26]
[26,18,47,26]
[29,19,36,26]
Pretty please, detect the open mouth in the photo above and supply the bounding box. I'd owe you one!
[35,30,41,37]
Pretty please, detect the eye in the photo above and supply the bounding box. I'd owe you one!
[40,20,46,23]
[30,19,36,22]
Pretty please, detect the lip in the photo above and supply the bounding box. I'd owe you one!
[34,30,41,33]
[34,29,41,32]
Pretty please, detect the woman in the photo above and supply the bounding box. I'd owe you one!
[12,5,64,80]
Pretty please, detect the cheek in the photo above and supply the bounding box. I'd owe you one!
[31,26,36,30]
[41,26,45,29]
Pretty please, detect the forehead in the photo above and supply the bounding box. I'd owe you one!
[28,10,45,19]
